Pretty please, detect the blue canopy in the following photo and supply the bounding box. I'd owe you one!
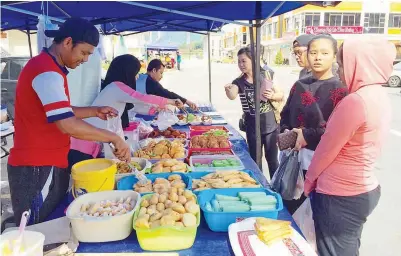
[1,1,308,33]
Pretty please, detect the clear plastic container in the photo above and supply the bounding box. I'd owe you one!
[189,155,244,172]
[0,230,45,256]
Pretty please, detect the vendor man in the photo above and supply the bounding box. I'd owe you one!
[7,18,131,225]
[135,59,198,110]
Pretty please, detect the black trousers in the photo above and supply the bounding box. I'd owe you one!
[312,186,381,256]
[7,165,70,225]
[246,128,279,179]
[68,149,94,172]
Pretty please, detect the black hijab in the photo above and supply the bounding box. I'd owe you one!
[101,54,141,128]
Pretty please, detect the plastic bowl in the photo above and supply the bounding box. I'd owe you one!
[0,230,45,256]
[66,190,141,242]
[197,188,283,232]
[133,193,200,251]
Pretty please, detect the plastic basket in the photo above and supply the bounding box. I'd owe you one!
[117,172,192,195]
[188,170,262,194]
[133,193,200,251]
[197,188,283,232]
[189,155,244,172]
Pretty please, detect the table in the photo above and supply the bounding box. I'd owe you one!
[1,124,14,158]
[49,111,301,255]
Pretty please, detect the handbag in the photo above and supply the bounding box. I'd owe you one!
[277,131,297,151]
[239,113,246,132]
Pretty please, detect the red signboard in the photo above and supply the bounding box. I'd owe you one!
[305,26,363,34]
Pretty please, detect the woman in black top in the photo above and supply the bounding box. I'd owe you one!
[225,47,284,178]
[280,35,348,214]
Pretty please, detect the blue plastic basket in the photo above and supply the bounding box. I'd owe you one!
[187,170,262,194]
[117,173,192,195]
[197,188,283,232]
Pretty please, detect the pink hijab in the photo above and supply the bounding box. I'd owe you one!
[342,38,396,93]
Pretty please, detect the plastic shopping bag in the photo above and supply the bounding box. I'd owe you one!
[293,198,317,252]
[271,150,301,200]
[104,116,125,158]
[154,109,178,131]
[293,167,305,200]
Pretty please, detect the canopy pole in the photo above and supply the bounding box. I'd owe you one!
[261,2,285,26]
[26,22,33,58]
[249,20,262,170]
[207,32,212,103]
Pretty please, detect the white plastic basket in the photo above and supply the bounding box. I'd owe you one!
[66,190,141,242]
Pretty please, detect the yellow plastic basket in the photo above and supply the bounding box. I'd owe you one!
[133,193,200,251]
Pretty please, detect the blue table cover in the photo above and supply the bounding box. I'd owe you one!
[49,111,301,255]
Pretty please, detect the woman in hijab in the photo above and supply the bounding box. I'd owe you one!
[304,38,395,256]
[68,54,178,168]
[279,35,348,214]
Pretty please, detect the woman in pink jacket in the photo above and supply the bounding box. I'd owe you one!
[304,38,395,255]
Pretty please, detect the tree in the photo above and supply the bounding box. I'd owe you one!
[274,50,283,65]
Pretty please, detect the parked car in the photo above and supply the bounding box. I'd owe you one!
[387,62,401,88]
[1,57,30,119]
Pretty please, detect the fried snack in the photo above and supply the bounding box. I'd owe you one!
[192,171,260,191]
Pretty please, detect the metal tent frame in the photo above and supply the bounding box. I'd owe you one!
[0,1,336,169]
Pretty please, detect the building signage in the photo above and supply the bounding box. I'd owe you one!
[305,26,363,34]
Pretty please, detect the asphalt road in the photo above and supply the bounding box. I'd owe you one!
[1,60,400,255]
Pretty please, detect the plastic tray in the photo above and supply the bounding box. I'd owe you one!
[197,188,283,232]
[189,140,232,152]
[117,172,192,194]
[189,155,244,172]
[113,158,152,183]
[133,193,200,251]
[146,149,189,164]
[189,125,229,137]
[188,148,234,158]
[188,170,262,193]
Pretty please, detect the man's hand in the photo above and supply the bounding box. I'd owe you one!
[96,106,118,120]
[292,128,307,150]
[111,136,131,162]
[263,89,275,100]
[186,100,198,111]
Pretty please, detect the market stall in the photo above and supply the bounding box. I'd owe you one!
[0,2,331,255]
[145,42,179,69]
[38,107,310,255]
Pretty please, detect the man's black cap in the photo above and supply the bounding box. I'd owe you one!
[293,34,316,47]
[45,17,99,47]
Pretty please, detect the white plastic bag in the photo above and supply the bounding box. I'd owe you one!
[104,116,125,158]
[154,109,178,131]
[293,167,305,200]
[293,198,317,252]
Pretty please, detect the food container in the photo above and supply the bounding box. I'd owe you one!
[71,159,117,198]
[66,190,140,242]
[0,230,45,256]
[190,155,244,172]
[188,148,234,158]
[189,125,229,137]
[188,170,262,194]
[197,188,283,232]
[117,172,192,194]
[114,158,152,182]
[148,149,189,164]
[133,193,200,251]
[189,140,232,153]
